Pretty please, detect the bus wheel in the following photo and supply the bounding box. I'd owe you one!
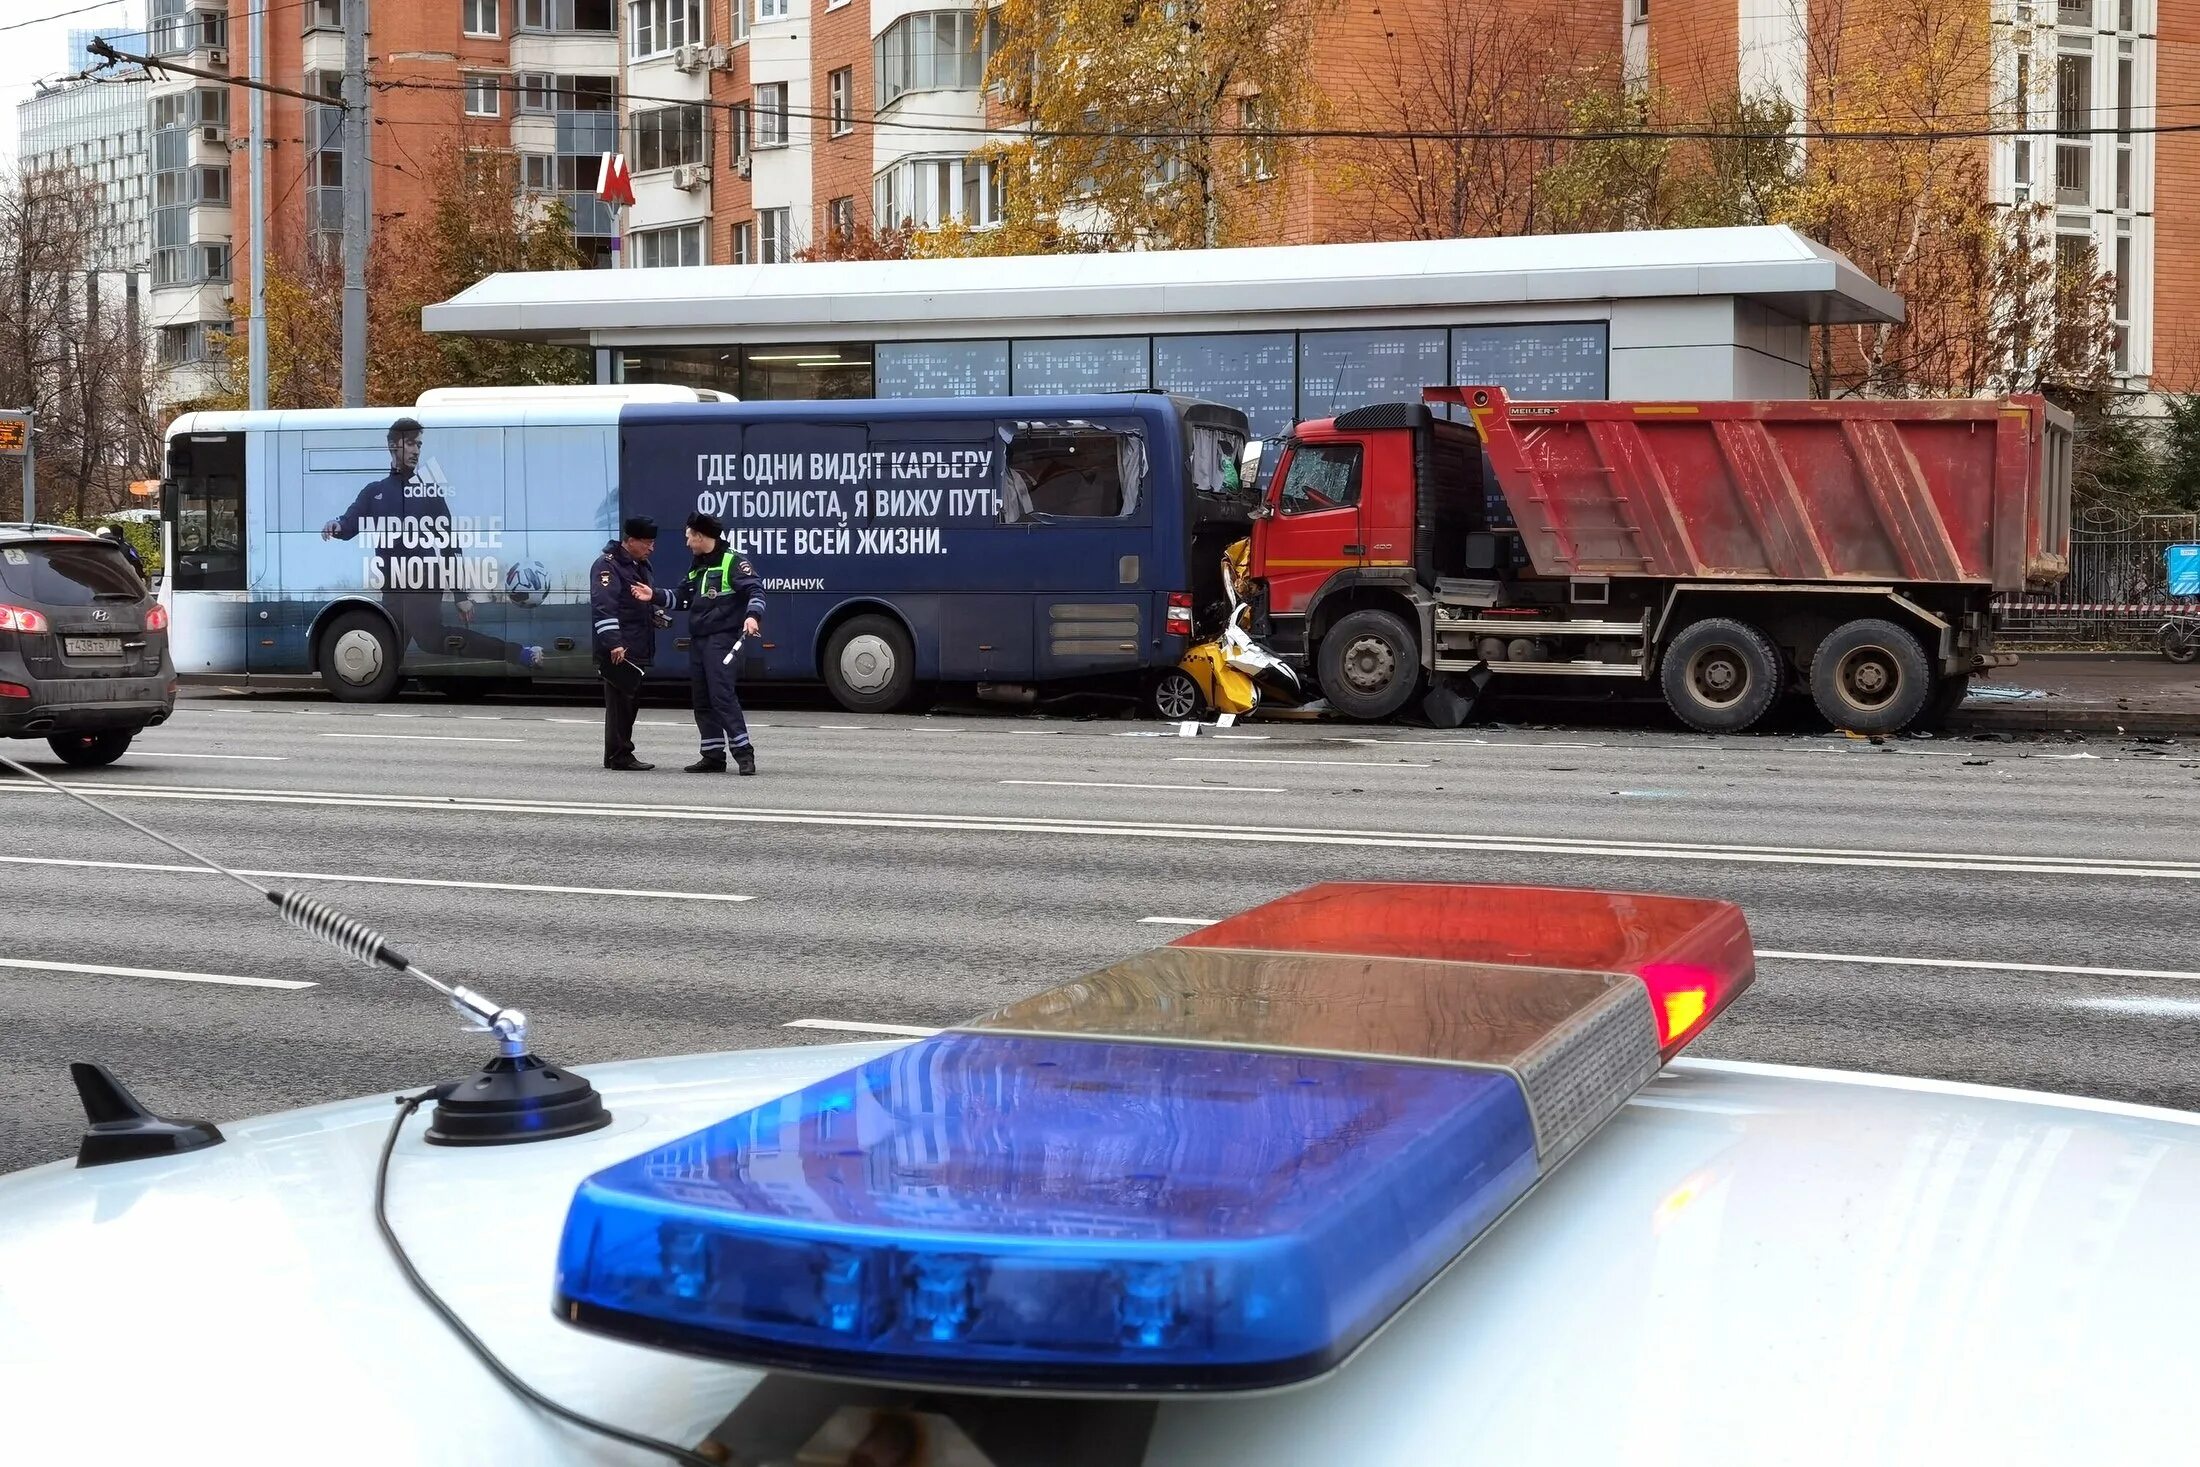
[1660,617,1780,733]
[319,610,401,703]
[1147,668,1205,721]
[1809,619,1930,734]
[823,614,915,714]
[1316,609,1418,721]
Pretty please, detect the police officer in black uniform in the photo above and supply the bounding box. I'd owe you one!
[676,511,766,775]
[589,516,676,771]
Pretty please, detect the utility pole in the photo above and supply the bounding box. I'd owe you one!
[340,0,368,407]
[248,0,268,411]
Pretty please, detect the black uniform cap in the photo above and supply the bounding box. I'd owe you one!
[623,515,659,540]
[686,510,724,540]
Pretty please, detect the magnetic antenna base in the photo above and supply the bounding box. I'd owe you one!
[426,1052,611,1146]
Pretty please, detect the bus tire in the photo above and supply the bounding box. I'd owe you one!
[1660,617,1780,733]
[822,614,915,714]
[318,609,401,703]
[1316,608,1419,721]
[1809,618,1931,734]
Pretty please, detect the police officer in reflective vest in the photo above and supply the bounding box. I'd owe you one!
[678,511,766,775]
[590,516,677,771]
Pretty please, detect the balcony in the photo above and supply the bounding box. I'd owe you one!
[2056,141,2090,207]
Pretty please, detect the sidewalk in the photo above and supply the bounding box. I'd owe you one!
[1954,654,2200,736]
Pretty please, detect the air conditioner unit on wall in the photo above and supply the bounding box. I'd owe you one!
[736,155,752,180]
[672,43,704,73]
[207,47,227,67]
[200,124,222,143]
[708,45,730,70]
[673,163,711,190]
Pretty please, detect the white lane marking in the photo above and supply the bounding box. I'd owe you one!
[548,718,596,724]
[1140,916,1219,926]
[0,854,753,903]
[2070,996,2200,1018]
[784,1018,943,1038]
[1668,1056,2200,1128]
[0,955,313,991]
[374,713,423,719]
[323,733,522,744]
[1209,734,1271,741]
[814,724,865,731]
[1171,756,1432,769]
[1756,949,2200,983]
[1341,737,1609,749]
[1001,779,1287,794]
[141,751,288,761]
[11,781,2199,881]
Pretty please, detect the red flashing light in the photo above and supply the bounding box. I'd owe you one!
[0,682,27,699]
[1166,592,1194,635]
[0,605,49,634]
[1173,882,1755,1061]
[145,603,170,632]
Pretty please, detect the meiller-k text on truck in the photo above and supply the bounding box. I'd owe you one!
[1247,386,2072,734]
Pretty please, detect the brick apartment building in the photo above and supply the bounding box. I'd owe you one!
[37,0,2186,397]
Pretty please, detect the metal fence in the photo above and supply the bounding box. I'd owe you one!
[1996,508,2199,648]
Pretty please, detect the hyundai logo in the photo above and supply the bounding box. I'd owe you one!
[90,609,110,622]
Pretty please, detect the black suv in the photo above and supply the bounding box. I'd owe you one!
[0,525,175,767]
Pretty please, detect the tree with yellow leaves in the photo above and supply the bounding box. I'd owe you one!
[965,0,1328,254]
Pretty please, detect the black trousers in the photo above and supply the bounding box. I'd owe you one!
[385,590,516,662]
[598,656,642,763]
[690,631,751,759]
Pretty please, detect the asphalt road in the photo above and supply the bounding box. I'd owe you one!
[4,686,2200,1172]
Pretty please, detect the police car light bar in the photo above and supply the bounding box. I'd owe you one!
[553,883,1753,1394]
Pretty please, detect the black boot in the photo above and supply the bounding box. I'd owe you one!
[685,755,727,774]
[605,755,654,771]
[734,747,757,776]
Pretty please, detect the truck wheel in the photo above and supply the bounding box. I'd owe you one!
[1916,673,1972,731]
[48,729,135,768]
[1810,618,1931,733]
[823,614,915,714]
[1147,668,1205,721]
[318,609,401,703]
[1317,609,1419,721]
[1660,618,1781,733]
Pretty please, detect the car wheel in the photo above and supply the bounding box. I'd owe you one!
[822,614,915,714]
[48,729,135,768]
[1810,618,1931,734]
[318,609,402,703]
[2160,624,2199,664]
[1147,668,1205,721]
[1660,618,1781,733]
[1316,608,1419,721]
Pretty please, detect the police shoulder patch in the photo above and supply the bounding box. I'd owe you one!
[599,571,612,585]
[737,558,756,577]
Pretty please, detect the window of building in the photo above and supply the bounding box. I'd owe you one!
[1276,443,1362,517]
[1002,426,1142,521]
[828,195,855,239]
[158,322,210,364]
[730,0,749,41]
[2055,52,2091,206]
[874,10,995,109]
[633,104,709,170]
[304,0,341,30]
[2113,232,2132,373]
[464,0,499,36]
[731,219,753,264]
[755,83,788,147]
[873,154,999,230]
[758,0,788,19]
[759,206,790,262]
[521,0,614,30]
[518,72,552,111]
[1238,95,1275,181]
[729,103,750,166]
[463,73,502,117]
[521,152,553,191]
[628,0,699,56]
[634,222,706,267]
[195,164,229,202]
[829,67,853,135]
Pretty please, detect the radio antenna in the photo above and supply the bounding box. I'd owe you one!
[0,750,610,1145]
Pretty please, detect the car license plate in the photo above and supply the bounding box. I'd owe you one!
[65,636,123,657]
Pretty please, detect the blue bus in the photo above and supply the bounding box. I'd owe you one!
[159,390,1253,711]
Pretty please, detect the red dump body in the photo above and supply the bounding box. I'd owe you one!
[1427,387,2073,595]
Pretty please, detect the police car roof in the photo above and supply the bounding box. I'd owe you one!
[4,1042,2197,1464]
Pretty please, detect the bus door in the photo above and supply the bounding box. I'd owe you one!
[1002,418,1154,679]
[163,428,250,675]
[878,418,1031,682]
[514,421,617,677]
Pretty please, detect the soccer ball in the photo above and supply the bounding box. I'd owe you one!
[504,559,552,607]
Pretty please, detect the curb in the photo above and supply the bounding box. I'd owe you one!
[1950,704,2200,738]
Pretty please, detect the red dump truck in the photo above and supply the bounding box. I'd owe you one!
[1246,386,2073,733]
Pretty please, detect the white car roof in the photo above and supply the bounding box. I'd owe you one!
[3,1045,2196,1464]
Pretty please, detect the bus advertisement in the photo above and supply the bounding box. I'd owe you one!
[158,393,1253,712]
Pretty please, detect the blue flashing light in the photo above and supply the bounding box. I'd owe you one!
[555,1034,1537,1392]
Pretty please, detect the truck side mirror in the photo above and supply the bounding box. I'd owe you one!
[1249,503,1273,521]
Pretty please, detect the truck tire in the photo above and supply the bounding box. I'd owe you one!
[1316,608,1419,721]
[48,729,135,768]
[1811,619,1932,734]
[1660,618,1781,733]
[318,609,402,703]
[1916,673,1972,731]
[823,614,915,714]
